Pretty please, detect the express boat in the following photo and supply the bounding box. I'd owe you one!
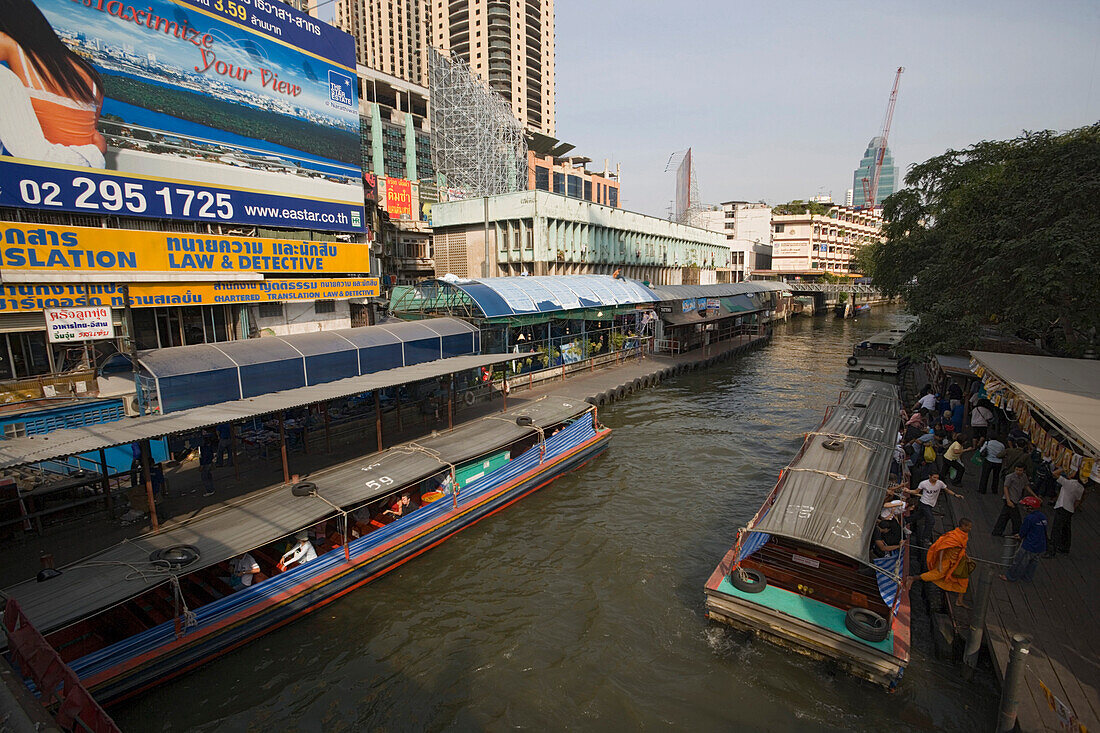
[704,381,910,688]
[847,328,910,375]
[3,396,609,704]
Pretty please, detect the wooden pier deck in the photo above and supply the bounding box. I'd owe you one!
[950,485,1099,731]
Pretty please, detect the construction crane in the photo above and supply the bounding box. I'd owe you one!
[860,66,904,210]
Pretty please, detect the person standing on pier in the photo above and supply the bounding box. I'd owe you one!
[906,518,974,609]
[1001,497,1047,583]
[976,434,1006,494]
[992,464,1038,537]
[941,432,972,486]
[906,471,963,548]
[1045,467,1085,557]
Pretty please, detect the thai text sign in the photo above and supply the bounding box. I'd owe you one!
[1,0,364,231]
[0,222,368,275]
[0,279,379,312]
[45,306,115,342]
[385,178,414,219]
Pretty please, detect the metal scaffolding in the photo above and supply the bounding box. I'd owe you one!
[428,48,528,199]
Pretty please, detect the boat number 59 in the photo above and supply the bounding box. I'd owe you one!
[364,476,394,490]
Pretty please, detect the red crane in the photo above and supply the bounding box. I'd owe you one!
[860,67,904,210]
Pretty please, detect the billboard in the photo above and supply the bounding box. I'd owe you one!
[0,278,379,311]
[0,0,364,231]
[45,306,115,341]
[0,221,369,276]
[385,178,413,219]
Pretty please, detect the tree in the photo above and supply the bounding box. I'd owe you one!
[860,123,1100,357]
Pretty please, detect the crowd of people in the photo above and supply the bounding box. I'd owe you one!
[884,379,1089,608]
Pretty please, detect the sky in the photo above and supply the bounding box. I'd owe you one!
[553,0,1100,218]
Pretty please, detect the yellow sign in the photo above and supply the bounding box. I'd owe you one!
[0,279,379,312]
[0,222,369,275]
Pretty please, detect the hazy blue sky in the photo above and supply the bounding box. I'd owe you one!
[554,0,1100,217]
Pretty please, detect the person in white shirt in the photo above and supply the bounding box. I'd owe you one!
[1045,468,1086,557]
[278,531,318,571]
[970,400,995,441]
[905,471,962,547]
[977,435,1006,494]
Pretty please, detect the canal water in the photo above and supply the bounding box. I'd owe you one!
[114,308,998,731]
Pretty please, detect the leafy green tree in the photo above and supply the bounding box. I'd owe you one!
[860,124,1100,357]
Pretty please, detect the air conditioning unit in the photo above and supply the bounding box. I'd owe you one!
[123,394,142,417]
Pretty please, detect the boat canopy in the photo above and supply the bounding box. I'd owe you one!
[3,397,592,635]
[390,275,657,321]
[749,381,900,565]
[646,281,791,300]
[0,352,526,471]
[140,319,480,412]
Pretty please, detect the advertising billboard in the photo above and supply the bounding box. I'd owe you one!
[0,0,364,231]
[0,278,379,311]
[0,221,369,276]
[45,306,115,341]
[385,177,413,219]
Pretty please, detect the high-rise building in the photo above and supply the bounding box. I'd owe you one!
[335,0,431,85]
[851,136,897,210]
[431,0,556,137]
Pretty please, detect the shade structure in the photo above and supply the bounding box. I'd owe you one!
[646,281,791,301]
[0,352,531,471]
[140,318,480,413]
[393,275,658,321]
[3,396,592,635]
[749,380,900,565]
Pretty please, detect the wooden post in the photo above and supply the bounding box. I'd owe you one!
[502,374,507,411]
[374,391,383,451]
[278,414,290,484]
[98,448,113,516]
[230,423,240,481]
[140,440,159,531]
[447,375,454,432]
[322,403,331,453]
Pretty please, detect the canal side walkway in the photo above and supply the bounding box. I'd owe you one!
[0,333,770,590]
[949,484,1098,732]
[903,362,1098,732]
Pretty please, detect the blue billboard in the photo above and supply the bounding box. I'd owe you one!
[0,0,364,231]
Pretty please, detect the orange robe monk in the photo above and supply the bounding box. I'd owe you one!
[921,525,971,596]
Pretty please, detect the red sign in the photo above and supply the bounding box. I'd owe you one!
[385,178,414,219]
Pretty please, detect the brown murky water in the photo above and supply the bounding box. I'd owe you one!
[113,309,997,731]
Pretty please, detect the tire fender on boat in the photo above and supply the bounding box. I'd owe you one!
[847,356,859,367]
[729,567,767,594]
[844,607,889,642]
[604,389,616,403]
[632,378,642,391]
[615,386,627,400]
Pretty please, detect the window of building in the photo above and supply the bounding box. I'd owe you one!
[315,300,336,314]
[259,302,284,319]
[567,176,582,198]
[3,422,27,439]
[534,166,549,191]
[608,187,618,207]
[553,172,565,193]
[774,224,784,233]
[584,179,592,201]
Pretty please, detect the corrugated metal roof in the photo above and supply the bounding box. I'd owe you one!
[0,352,533,470]
[3,396,592,634]
[648,281,790,300]
[426,275,657,318]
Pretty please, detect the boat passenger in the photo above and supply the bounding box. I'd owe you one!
[383,492,417,519]
[278,531,318,571]
[226,552,262,590]
[871,510,904,559]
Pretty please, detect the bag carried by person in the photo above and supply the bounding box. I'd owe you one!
[924,444,937,463]
[948,465,959,482]
[952,555,977,579]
